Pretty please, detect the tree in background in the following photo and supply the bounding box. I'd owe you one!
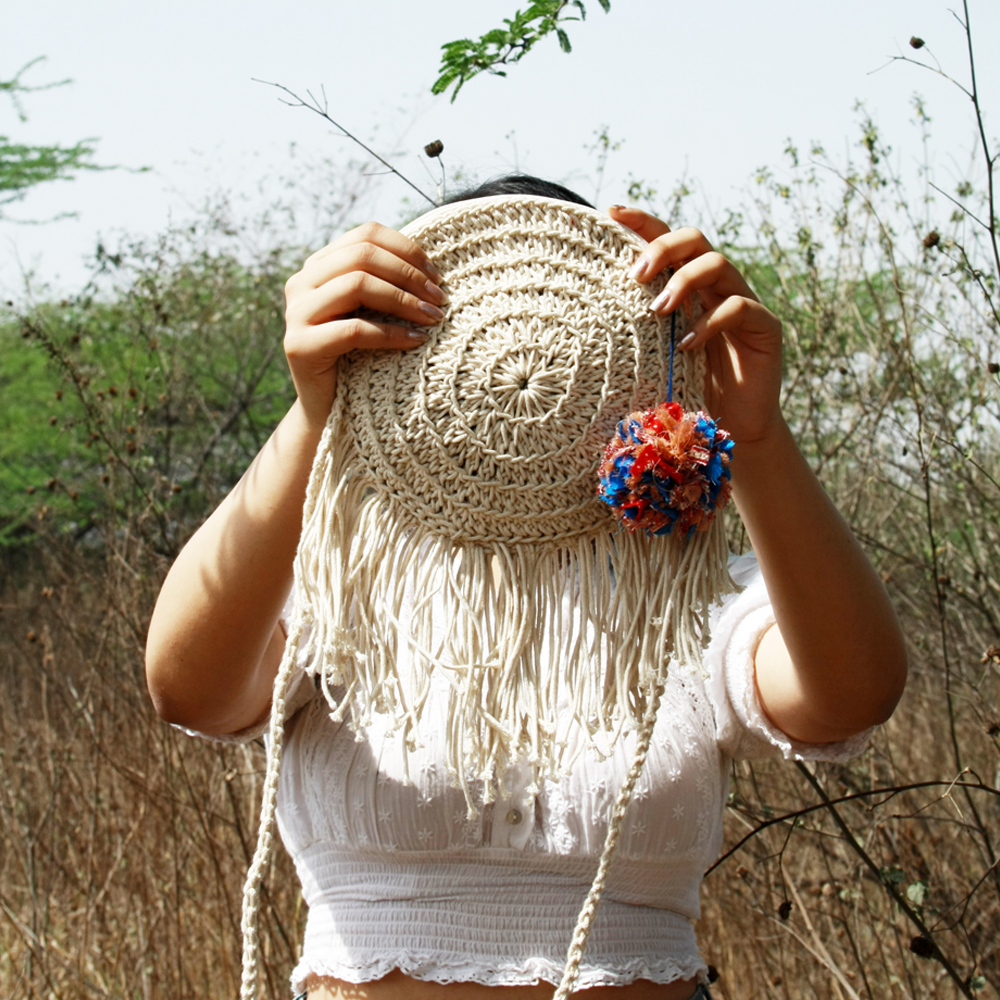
[1,57,101,221]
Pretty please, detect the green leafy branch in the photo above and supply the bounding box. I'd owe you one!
[433,0,610,103]
[1,57,103,220]
[0,137,100,212]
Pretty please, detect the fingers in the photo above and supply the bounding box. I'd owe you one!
[285,316,429,373]
[680,295,782,353]
[647,247,757,317]
[284,312,431,429]
[282,222,445,427]
[627,226,716,285]
[288,269,444,333]
[285,220,449,348]
[288,233,445,326]
[298,242,445,305]
[607,209,777,354]
[306,221,441,283]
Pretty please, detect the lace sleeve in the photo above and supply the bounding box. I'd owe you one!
[704,552,875,762]
[172,588,316,744]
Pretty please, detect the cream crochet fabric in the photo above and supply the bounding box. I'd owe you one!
[238,196,736,999]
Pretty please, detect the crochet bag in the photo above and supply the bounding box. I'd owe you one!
[239,196,735,999]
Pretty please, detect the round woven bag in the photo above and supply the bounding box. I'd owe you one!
[293,195,732,780]
[344,195,682,546]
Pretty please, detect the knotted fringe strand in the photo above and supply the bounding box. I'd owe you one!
[552,676,666,1000]
[238,613,306,1000]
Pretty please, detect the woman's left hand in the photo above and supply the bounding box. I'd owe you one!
[610,207,907,744]
[609,205,783,445]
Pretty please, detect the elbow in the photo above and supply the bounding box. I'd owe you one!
[144,645,190,727]
[866,608,909,727]
[868,644,909,727]
[144,630,274,737]
[832,608,908,732]
[144,634,213,731]
[144,659,228,735]
[829,638,909,736]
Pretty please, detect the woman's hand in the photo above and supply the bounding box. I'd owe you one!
[610,204,906,745]
[283,222,447,429]
[608,206,782,445]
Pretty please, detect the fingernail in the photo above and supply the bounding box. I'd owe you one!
[425,261,443,281]
[629,255,651,281]
[424,279,448,304]
[407,329,430,340]
[609,204,626,211]
[678,331,695,349]
[649,286,674,313]
[418,302,445,321]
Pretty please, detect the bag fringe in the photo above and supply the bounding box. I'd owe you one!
[290,393,735,807]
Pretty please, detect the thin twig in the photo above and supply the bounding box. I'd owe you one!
[252,79,436,207]
[708,775,998,875]
[794,762,975,999]
[928,181,990,231]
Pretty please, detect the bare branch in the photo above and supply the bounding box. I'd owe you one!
[252,79,436,207]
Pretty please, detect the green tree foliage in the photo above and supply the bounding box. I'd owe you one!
[433,0,610,102]
[1,58,101,219]
[2,235,294,551]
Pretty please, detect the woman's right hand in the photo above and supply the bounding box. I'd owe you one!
[283,222,447,428]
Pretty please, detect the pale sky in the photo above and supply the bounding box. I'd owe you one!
[2,0,997,296]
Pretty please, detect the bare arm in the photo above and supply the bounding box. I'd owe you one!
[145,401,322,734]
[145,223,445,734]
[732,425,907,742]
[610,206,907,744]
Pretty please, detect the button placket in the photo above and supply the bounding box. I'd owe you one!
[493,760,535,850]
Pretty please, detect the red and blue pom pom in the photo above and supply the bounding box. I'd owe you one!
[597,402,734,536]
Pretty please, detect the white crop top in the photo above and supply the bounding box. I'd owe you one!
[193,554,872,994]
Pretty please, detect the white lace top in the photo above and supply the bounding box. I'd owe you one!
[195,554,872,994]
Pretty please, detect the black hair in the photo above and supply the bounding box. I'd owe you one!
[443,173,593,209]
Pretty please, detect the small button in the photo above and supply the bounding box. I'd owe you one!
[505,808,523,826]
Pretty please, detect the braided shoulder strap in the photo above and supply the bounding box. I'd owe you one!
[553,677,665,999]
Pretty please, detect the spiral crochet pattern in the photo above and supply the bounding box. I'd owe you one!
[238,196,736,999]
[346,199,678,546]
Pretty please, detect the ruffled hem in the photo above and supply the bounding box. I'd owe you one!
[292,955,708,992]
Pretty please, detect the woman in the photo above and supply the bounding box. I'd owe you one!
[145,175,907,1000]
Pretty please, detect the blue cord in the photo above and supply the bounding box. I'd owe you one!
[666,308,676,404]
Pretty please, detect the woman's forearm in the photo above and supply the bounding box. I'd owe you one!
[731,420,907,743]
[145,224,443,736]
[145,400,323,734]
